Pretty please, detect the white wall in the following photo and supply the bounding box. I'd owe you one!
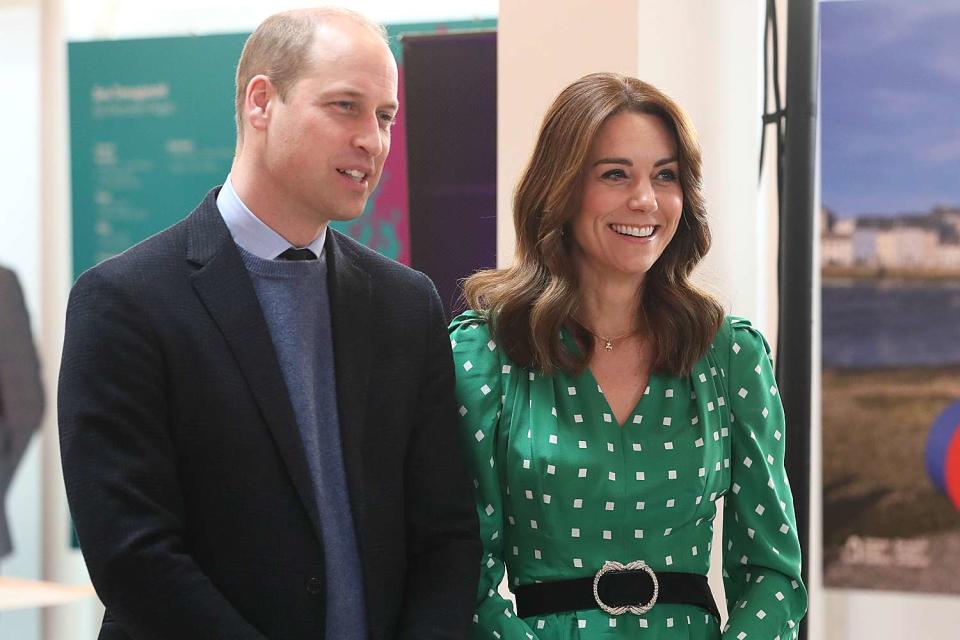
[0,6,41,359]
[496,0,638,269]
[825,589,960,637]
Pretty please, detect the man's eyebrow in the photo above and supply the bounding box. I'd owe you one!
[322,88,399,111]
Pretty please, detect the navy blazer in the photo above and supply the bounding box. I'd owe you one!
[58,189,480,639]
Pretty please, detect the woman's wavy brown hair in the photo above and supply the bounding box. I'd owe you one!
[464,72,724,376]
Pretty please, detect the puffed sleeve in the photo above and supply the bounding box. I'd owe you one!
[449,311,539,640]
[721,317,807,639]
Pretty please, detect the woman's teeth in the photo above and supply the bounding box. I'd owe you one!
[611,224,655,238]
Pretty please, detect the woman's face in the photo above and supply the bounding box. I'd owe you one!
[570,110,683,287]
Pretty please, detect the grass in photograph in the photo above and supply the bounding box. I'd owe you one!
[822,365,960,592]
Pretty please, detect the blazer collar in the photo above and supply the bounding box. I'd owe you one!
[185,188,325,542]
[185,187,230,267]
[324,230,373,546]
[185,190,377,552]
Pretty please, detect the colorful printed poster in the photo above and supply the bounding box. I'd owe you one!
[821,1,960,593]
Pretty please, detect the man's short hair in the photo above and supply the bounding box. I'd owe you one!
[234,7,388,143]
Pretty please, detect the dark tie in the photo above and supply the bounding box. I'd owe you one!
[277,247,318,261]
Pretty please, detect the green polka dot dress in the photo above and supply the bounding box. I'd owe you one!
[450,311,806,639]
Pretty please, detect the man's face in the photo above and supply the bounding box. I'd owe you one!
[262,21,399,225]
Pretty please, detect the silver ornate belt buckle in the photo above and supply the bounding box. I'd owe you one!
[592,560,659,616]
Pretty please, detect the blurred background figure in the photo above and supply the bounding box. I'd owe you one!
[0,264,44,561]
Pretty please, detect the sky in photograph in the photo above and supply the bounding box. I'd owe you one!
[821,0,960,218]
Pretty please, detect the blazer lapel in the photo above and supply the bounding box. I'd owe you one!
[185,192,324,543]
[325,231,373,547]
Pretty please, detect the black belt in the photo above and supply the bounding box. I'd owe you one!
[514,561,720,620]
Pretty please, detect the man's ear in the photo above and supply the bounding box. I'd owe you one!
[244,74,275,132]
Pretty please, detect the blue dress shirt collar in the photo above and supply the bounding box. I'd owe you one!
[216,174,326,260]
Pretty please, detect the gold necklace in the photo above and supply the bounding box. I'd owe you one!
[581,324,639,352]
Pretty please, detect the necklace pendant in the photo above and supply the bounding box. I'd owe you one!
[603,340,614,351]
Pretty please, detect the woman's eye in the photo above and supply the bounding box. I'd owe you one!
[657,168,678,181]
[601,168,628,180]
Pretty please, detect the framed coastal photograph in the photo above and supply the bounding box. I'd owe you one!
[820,1,960,593]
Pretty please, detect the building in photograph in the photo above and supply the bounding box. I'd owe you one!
[821,206,960,273]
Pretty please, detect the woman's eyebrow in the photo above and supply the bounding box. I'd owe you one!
[592,157,632,167]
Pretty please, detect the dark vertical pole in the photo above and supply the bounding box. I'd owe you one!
[778,1,818,636]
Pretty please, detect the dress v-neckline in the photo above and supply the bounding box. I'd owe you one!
[560,326,655,428]
[581,365,655,428]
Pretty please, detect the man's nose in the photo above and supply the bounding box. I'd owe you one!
[353,114,385,157]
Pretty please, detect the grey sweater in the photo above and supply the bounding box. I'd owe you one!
[240,248,367,639]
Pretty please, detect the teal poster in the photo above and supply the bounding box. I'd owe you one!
[69,33,244,277]
[68,19,495,278]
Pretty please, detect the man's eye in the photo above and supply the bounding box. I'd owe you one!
[378,112,397,127]
[333,101,355,111]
